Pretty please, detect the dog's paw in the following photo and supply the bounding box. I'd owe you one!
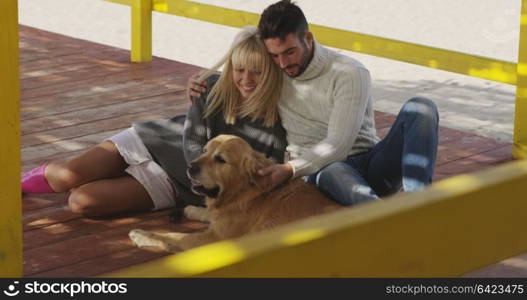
[129,229,159,248]
[184,205,209,222]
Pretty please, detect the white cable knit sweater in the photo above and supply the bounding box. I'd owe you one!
[280,41,380,178]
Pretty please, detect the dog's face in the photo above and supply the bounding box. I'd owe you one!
[187,135,270,200]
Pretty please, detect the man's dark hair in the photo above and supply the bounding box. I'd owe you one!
[258,0,308,40]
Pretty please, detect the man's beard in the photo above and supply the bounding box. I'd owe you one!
[282,40,313,78]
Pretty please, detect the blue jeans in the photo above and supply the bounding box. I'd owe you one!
[307,97,439,206]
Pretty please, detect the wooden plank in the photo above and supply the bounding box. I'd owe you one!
[21,59,200,100]
[20,48,125,73]
[19,26,111,50]
[373,111,396,129]
[22,92,185,135]
[21,90,186,132]
[23,204,81,232]
[435,135,509,166]
[21,60,152,90]
[24,210,173,249]
[21,62,105,80]
[24,217,206,276]
[21,71,189,120]
[22,105,187,147]
[23,194,68,212]
[434,144,513,180]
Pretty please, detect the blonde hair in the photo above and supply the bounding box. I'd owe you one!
[198,26,282,127]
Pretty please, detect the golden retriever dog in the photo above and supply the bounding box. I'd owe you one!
[129,134,341,252]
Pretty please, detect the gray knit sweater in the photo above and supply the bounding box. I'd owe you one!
[133,74,287,205]
[281,41,380,178]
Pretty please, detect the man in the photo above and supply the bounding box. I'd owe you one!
[190,0,439,206]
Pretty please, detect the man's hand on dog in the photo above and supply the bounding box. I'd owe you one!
[187,72,207,101]
[258,163,294,189]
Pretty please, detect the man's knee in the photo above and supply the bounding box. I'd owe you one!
[314,162,379,206]
[404,97,439,126]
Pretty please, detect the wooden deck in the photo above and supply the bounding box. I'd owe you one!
[20,25,514,277]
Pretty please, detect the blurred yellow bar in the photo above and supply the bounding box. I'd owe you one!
[106,159,527,277]
[0,0,22,277]
[513,0,527,158]
[131,0,152,62]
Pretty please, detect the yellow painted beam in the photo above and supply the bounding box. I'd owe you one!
[513,0,527,158]
[104,0,517,84]
[158,0,516,85]
[131,0,152,62]
[106,159,527,277]
[104,0,131,5]
[310,24,517,86]
[0,0,22,277]
[156,0,260,29]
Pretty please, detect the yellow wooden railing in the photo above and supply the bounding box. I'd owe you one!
[514,4,527,159]
[0,0,22,278]
[101,0,527,277]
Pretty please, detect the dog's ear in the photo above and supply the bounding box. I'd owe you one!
[242,151,274,191]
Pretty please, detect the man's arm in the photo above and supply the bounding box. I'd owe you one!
[260,67,372,187]
[186,72,208,101]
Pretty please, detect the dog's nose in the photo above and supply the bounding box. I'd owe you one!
[189,162,200,176]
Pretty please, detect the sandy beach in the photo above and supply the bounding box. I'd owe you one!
[19,0,521,142]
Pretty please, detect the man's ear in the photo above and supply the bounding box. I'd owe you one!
[304,31,314,45]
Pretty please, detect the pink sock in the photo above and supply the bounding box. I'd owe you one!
[21,163,55,194]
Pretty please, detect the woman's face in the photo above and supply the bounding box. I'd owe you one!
[233,65,262,99]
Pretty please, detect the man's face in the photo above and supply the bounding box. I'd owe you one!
[264,32,313,77]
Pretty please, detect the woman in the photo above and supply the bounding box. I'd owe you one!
[21,26,286,217]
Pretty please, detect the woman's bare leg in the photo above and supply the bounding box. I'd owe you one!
[45,141,128,192]
[68,175,154,217]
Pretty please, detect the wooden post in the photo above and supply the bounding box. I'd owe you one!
[0,0,22,277]
[131,0,152,62]
[513,0,527,158]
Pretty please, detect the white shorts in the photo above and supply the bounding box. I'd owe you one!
[106,127,177,211]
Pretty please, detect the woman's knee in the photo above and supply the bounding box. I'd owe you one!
[68,187,104,217]
[47,162,85,192]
